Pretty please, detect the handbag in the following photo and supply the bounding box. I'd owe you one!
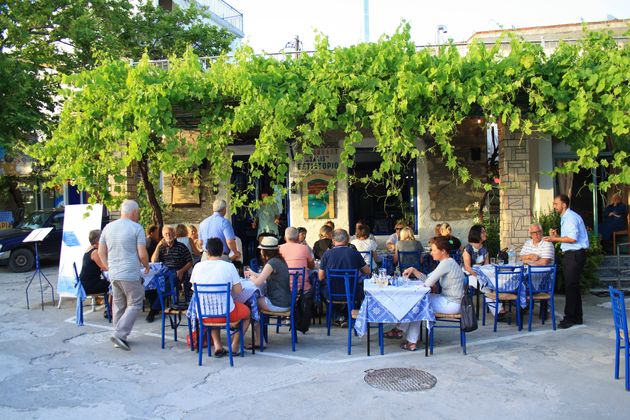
[460,290,478,332]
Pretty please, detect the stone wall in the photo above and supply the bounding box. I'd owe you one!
[499,125,532,248]
[426,118,487,222]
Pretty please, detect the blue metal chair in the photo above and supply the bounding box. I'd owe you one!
[526,265,557,331]
[609,286,629,391]
[482,265,525,332]
[156,271,193,350]
[72,262,111,325]
[259,272,300,352]
[428,275,470,355]
[449,249,462,265]
[193,283,245,367]
[397,250,422,272]
[359,251,374,273]
[325,268,359,355]
[421,254,438,274]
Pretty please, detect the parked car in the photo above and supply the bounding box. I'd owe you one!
[0,209,65,272]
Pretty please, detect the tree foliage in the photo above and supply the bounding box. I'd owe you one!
[33,24,630,222]
[0,0,234,148]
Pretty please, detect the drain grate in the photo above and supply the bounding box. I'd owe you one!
[364,368,437,392]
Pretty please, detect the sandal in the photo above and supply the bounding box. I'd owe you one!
[384,329,403,339]
[213,349,227,358]
[400,341,417,352]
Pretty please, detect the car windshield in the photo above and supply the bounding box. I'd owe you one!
[17,212,51,230]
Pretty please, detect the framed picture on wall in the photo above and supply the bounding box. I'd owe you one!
[302,174,335,219]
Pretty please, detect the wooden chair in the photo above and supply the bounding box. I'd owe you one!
[612,212,630,255]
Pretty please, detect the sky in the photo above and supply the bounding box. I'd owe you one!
[227,0,630,53]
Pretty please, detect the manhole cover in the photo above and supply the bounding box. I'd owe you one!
[364,368,437,392]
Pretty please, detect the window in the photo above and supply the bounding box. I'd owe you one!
[348,150,417,235]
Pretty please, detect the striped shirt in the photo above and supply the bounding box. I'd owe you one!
[519,239,555,263]
[100,218,145,281]
[155,241,192,270]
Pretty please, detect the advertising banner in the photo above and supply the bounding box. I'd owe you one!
[57,204,103,298]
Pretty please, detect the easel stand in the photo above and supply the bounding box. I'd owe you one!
[24,228,55,310]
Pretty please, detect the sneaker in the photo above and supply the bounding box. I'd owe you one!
[110,336,130,351]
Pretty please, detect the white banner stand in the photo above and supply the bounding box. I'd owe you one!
[56,204,104,309]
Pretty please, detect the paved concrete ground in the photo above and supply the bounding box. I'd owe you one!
[0,263,628,419]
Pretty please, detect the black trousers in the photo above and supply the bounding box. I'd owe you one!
[563,249,586,323]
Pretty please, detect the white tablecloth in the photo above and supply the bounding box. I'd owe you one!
[364,281,431,320]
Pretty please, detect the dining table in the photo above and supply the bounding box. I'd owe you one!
[472,264,527,308]
[353,278,435,355]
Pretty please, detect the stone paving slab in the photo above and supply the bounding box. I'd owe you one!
[0,264,628,419]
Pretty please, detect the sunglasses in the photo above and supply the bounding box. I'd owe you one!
[529,230,542,234]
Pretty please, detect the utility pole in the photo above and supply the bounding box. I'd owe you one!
[363,0,370,43]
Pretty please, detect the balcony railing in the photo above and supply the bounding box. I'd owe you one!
[195,0,244,38]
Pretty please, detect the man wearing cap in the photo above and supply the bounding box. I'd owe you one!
[198,199,241,262]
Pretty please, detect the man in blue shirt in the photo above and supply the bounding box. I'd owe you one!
[318,229,370,325]
[198,199,241,262]
[544,194,590,329]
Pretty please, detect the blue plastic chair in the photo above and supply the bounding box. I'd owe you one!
[358,251,374,273]
[156,272,193,350]
[259,272,300,352]
[609,286,629,391]
[72,262,111,325]
[325,268,359,355]
[193,283,245,367]
[397,250,422,272]
[428,275,470,355]
[526,265,557,331]
[482,265,525,332]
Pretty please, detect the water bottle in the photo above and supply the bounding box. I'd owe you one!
[507,247,516,265]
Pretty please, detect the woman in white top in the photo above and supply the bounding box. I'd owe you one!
[350,224,380,270]
[399,236,466,351]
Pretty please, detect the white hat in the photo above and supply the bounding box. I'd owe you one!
[258,236,279,250]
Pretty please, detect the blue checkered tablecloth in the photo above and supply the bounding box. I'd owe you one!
[354,283,434,336]
[473,264,527,308]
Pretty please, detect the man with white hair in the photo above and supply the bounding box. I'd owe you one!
[279,227,314,291]
[520,223,555,266]
[198,199,241,262]
[98,199,149,351]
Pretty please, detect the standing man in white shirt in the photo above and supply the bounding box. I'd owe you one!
[544,194,589,329]
[98,200,149,350]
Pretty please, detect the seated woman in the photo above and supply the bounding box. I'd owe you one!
[245,236,291,349]
[190,238,250,357]
[351,224,380,271]
[600,193,628,242]
[187,224,203,262]
[175,224,201,262]
[439,223,462,251]
[394,227,423,269]
[400,236,466,351]
[462,224,489,289]
[313,224,333,260]
[79,230,109,294]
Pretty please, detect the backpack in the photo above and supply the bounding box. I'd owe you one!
[294,290,313,333]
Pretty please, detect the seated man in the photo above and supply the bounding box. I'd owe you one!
[145,225,193,323]
[318,228,370,324]
[191,238,250,357]
[279,227,314,291]
[520,223,555,266]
